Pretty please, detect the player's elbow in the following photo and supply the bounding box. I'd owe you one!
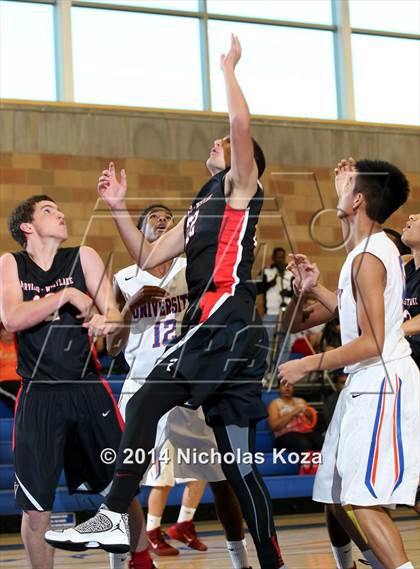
[107,343,121,358]
[1,316,19,333]
[229,114,250,133]
[106,336,123,357]
[364,334,385,358]
[286,317,305,334]
[288,320,302,334]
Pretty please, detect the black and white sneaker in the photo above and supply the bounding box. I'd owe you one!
[45,504,129,553]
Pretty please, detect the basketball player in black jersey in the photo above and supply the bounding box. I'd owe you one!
[401,213,420,369]
[401,213,420,517]
[0,196,155,569]
[46,35,286,569]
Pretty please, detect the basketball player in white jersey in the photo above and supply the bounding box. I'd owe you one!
[278,158,419,569]
[107,204,251,568]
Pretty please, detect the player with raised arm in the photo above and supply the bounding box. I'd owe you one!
[279,158,419,569]
[109,204,251,568]
[0,195,156,569]
[45,35,286,569]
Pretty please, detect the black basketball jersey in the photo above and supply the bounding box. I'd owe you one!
[404,258,420,368]
[184,169,263,323]
[12,247,99,382]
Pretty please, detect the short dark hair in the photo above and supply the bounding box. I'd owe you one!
[331,368,346,382]
[252,137,266,179]
[272,247,285,256]
[383,227,411,255]
[136,204,173,231]
[354,160,410,224]
[8,195,55,248]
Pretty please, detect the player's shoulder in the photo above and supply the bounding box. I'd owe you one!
[351,232,396,265]
[114,263,140,284]
[0,251,19,271]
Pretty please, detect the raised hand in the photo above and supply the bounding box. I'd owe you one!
[220,33,242,72]
[287,254,320,294]
[97,162,127,210]
[335,157,357,197]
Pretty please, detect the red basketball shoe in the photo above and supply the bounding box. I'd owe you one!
[166,521,208,551]
[147,527,179,556]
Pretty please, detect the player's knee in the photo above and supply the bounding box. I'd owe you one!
[22,510,51,532]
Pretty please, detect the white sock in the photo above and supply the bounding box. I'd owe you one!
[363,548,384,568]
[177,505,196,523]
[396,563,414,569]
[226,538,249,569]
[109,553,128,569]
[146,513,161,531]
[331,543,353,569]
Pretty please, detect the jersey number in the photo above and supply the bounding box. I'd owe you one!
[185,210,199,245]
[152,319,177,348]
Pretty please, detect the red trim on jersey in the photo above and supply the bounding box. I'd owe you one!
[88,335,102,373]
[101,376,125,431]
[371,385,387,486]
[12,383,23,450]
[199,205,247,323]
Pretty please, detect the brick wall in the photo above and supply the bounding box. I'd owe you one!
[1,150,418,294]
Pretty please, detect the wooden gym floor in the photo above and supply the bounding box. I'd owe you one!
[1,510,419,568]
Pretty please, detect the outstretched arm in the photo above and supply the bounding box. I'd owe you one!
[221,35,258,210]
[98,163,185,269]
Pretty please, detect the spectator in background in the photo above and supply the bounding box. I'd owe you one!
[267,383,323,453]
[322,370,347,427]
[257,247,293,368]
[319,318,341,352]
[0,323,21,413]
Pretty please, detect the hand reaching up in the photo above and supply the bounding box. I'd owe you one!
[98,162,127,210]
[335,157,357,197]
[220,34,242,73]
[287,254,320,294]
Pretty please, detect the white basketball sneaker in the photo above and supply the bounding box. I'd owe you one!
[45,504,129,553]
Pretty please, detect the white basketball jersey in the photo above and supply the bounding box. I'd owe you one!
[114,258,188,381]
[337,231,411,374]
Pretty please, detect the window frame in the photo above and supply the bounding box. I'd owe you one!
[2,0,419,124]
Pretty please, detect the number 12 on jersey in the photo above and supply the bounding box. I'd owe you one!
[152,319,177,348]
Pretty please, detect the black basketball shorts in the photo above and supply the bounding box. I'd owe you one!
[13,380,123,511]
[147,294,269,427]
